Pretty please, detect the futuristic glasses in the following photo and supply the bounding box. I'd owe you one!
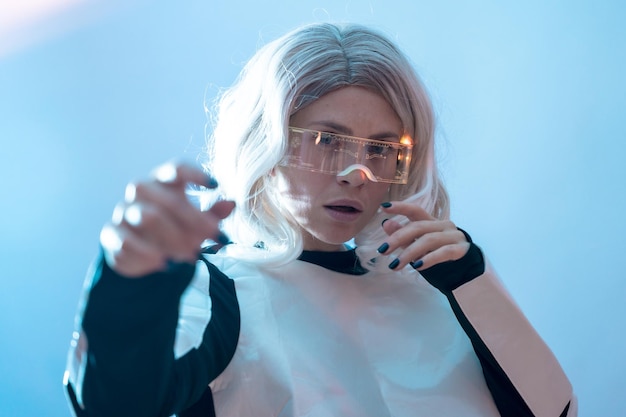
[280,127,413,184]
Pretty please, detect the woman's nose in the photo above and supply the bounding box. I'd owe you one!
[336,164,374,186]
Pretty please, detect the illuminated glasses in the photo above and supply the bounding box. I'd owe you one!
[280,127,413,184]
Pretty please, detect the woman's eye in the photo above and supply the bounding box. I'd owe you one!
[318,133,338,146]
[366,145,387,155]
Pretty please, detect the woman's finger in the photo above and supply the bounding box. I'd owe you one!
[383,229,469,271]
[409,241,471,271]
[126,179,233,242]
[381,218,403,235]
[206,200,237,220]
[384,219,457,250]
[380,201,435,222]
[126,181,201,231]
[377,201,470,271]
[100,222,168,277]
[122,201,208,257]
[152,161,218,189]
[405,228,469,266]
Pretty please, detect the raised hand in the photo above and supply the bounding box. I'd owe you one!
[376,201,470,271]
[99,162,235,277]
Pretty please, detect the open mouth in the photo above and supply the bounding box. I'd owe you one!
[325,205,362,213]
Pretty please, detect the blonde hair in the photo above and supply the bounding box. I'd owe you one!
[203,22,448,265]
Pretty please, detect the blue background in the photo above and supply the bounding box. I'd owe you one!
[1,1,624,415]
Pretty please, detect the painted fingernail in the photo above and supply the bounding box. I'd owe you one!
[388,258,400,270]
[377,242,389,254]
[381,218,389,226]
[410,260,424,269]
[216,231,230,245]
[206,176,219,189]
[381,202,392,208]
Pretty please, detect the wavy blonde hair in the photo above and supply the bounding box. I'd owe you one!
[203,22,448,265]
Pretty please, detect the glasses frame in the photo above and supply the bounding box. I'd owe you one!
[280,127,413,184]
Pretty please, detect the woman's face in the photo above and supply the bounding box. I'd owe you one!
[275,86,403,251]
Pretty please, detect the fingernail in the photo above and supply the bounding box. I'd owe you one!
[377,242,389,254]
[155,163,178,183]
[206,176,219,189]
[381,202,392,208]
[216,231,230,245]
[410,260,423,269]
[381,218,389,226]
[388,258,400,270]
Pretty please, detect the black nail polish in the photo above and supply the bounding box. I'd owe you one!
[381,218,389,227]
[377,242,389,254]
[381,202,392,208]
[410,260,423,269]
[206,176,219,189]
[388,258,400,270]
[217,232,230,245]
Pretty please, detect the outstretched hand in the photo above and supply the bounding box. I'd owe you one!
[377,201,470,271]
[99,162,235,277]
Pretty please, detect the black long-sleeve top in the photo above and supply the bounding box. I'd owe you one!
[65,243,574,417]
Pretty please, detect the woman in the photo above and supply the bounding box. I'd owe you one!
[65,23,576,417]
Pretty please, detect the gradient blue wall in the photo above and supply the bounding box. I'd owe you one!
[1,1,624,415]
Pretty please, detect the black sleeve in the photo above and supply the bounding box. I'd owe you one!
[65,254,240,417]
[419,232,571,417]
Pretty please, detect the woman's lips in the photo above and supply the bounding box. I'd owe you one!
[325,205,360,212]
[324,201,363,222]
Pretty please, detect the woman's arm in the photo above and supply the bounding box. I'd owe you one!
[65,162,237,416]
[65,254,240,417]
[66,256,195,416]
[379,202,576,416]
[423,248,575,417]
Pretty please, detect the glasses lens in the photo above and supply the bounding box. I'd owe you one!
[281,127,412,184]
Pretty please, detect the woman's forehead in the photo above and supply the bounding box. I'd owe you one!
[290,86,403,137]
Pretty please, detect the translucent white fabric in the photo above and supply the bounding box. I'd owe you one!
[176,252,500,417]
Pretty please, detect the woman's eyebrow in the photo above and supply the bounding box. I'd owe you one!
[309,121,352,134]
[309,121,400,141]
[368,132,401,141]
